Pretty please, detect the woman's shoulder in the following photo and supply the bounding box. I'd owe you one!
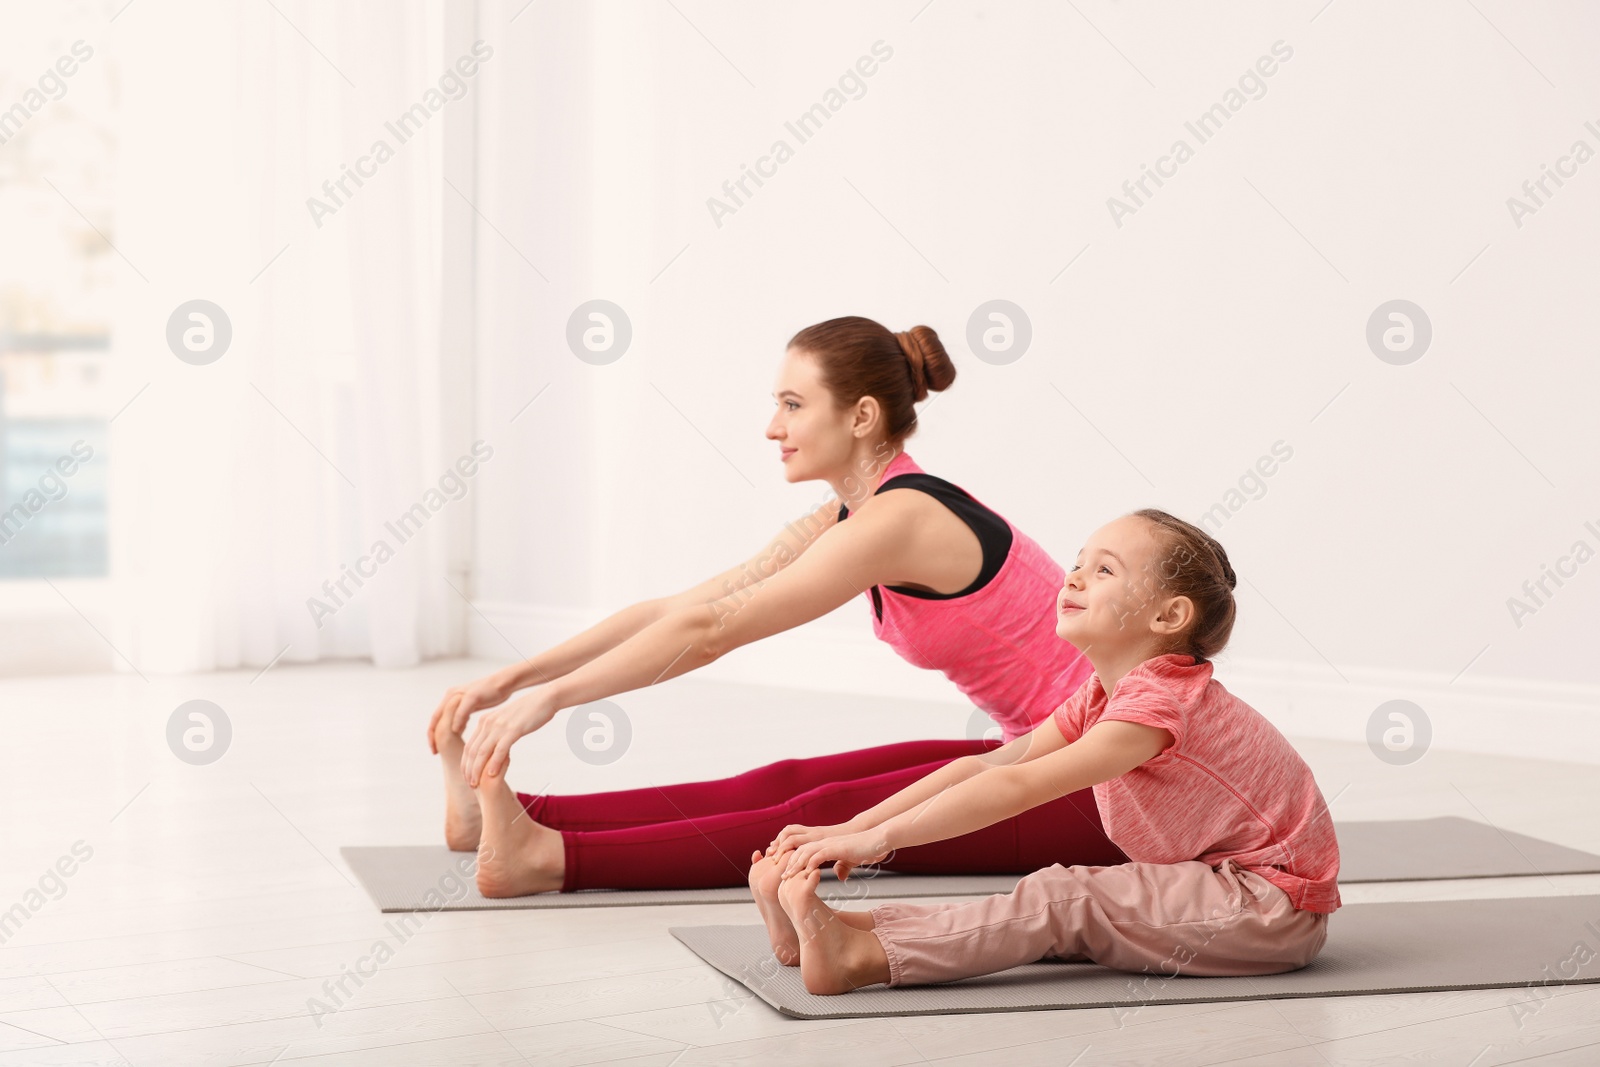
[868,465,1002,524]
[847,480,952,523]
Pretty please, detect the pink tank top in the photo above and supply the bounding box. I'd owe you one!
[839,451,1093,742]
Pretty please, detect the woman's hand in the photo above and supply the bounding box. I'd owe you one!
[779,829,891,882]
[461,688,558,787]
[426,671,517,753]
[765,821,861,863]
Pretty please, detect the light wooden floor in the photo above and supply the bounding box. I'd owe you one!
[3,659,1597,1066]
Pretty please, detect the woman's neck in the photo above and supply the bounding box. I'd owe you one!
[831,442,903,513]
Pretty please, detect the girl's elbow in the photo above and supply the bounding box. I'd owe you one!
[1002,764,1060,814]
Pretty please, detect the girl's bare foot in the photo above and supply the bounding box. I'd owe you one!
[434,716,481,851]
[777,866,892,995]
[749,852,801,965]
[473,763,565,897]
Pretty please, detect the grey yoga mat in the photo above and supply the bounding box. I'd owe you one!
[669,894,1600,1019]
[342,817,1600,913]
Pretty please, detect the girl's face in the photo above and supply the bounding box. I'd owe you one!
[765,348,858,482]
[1056,515,1184,655]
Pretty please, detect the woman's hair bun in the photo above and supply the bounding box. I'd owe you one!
[784,315,957,445]
[894,325,955,402]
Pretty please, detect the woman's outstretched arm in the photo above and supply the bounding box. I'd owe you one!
[428,498,839,751]
[502,499,844,693]
[458,495,909,785]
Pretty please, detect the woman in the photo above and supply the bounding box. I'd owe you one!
[427,315,1129,896]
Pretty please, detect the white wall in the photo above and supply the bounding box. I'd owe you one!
[466,1,1600,759]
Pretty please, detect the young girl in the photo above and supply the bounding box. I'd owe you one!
[754,509,1339,993]
[429,316,1126,897]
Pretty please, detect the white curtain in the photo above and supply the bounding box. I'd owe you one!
[106,0,464,672]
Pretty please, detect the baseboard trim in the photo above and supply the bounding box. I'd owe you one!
[0,618,114,676]
[469,601,1600,766]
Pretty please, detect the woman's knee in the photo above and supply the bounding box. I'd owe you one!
[732,756,809,796]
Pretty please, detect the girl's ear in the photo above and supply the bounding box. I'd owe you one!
[1150,594,1195,640]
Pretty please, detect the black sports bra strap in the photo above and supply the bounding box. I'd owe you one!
[839,472,1012,613]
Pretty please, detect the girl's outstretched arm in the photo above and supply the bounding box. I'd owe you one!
[879,719,1172,852]
[781,716,1172,876]
[767,709,1078,860]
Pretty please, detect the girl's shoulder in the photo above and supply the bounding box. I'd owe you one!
[1109,654,1215,709]
[1126,652,1210,683]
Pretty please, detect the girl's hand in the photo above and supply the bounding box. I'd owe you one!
[765,822,860,863]
[780,830,891,882]
[461,689,558,787]
[427,671,516,753]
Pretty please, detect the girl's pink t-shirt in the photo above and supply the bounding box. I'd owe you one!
[846,451,1093,743]
[1054,653,1342,913]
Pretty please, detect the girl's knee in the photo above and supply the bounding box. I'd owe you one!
[1008,864,1100,915]
[1294,912,1330,967]
[1233,908,1328,975]
[1013,862,1120,899]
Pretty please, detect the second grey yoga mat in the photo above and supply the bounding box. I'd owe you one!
[669,893,1600,1019]
[342,816,1600,912]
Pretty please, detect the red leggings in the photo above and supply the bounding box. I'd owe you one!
[515,738,1129,892]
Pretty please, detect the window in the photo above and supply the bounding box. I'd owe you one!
[0,2,116,579]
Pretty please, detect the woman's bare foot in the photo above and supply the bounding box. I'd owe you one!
[434,715,481,851]
[473,763,565,897]
[749,852,801,965]
[777,867,892,995]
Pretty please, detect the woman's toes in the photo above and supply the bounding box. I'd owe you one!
[436,724,482,851]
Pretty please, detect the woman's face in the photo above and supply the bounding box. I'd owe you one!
[766,348,856,482]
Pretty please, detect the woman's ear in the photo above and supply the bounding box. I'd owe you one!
[851,395,882,438]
